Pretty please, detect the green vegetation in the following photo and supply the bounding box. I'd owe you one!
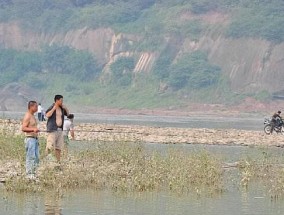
[239,151,284,198]
[168,51,221,90]
[0,45,100,87]
[2,133,223,194]
[227,0,284,43]
[0,132,46,162]
[2,133,284,199]
[110,57,135,87]
[0,0,282,42]
[0,0,282,108]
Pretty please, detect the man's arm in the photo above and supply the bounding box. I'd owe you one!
[45,104,57,118]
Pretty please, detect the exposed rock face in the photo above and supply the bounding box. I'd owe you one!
[0,22,284,95]
[0,83,40,111]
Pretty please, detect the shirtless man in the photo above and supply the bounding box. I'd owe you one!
[45,95,69,163]
[21,101,40,179]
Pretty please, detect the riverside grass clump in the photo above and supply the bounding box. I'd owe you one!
[2,133,224,195]
[239,152,284,199]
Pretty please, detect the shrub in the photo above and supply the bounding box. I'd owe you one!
[168,51,221,90]
[110,57,135,86]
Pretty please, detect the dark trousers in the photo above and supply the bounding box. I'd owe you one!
[38,113,42,121]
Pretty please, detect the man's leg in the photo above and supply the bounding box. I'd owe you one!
[54,130,64,163]
[55,149,61,163]
[46,132,56,161]
[35,139,40,168]
[270,120,276,134]
[25,138,37,176]
[63,136,69,158]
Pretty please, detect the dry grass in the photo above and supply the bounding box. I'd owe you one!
[239,152,284,199]
[1,134,223,195]
[5,132,284,199]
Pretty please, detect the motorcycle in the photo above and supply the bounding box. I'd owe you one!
[264,117,284,134]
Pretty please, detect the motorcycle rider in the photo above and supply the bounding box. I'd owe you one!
[271,110,283,133]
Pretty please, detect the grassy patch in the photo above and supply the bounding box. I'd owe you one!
[239,151,284,199]
[4,133,284,199]
[2,134,223,195]
[0,133,46,162]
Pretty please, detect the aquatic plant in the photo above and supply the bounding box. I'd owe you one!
[2,134,224,195]
[239,151,284,199]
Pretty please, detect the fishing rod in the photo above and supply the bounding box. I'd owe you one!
[37,129,142,134]
[0,127,144,135]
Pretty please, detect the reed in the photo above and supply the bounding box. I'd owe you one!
[2,134,223,195]
[239,152,284,199]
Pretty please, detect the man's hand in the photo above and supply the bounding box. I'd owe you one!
[33,128,40,133]
[54,103,60,109]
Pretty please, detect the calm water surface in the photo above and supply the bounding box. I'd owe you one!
[1,111,264,130]
[0,112,282,214]
[1,143,284,215]
[1,188,284,215]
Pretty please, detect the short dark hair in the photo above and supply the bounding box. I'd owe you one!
[278,111,281,114]
[67,114,74,119]
[28,101,37,109]
[54,95,63,102]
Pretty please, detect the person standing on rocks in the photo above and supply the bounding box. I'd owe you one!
[45,95,70,163]
[37,103,42,121]
[21,101,40,180]
[63,114,75,156]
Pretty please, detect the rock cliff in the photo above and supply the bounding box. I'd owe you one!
[0,22,284,95]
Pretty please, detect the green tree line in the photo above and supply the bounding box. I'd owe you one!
[0,45,101,87]
[0,0,283,42]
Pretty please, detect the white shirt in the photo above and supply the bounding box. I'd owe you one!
[63,119,74,136]
[37,105,42,113]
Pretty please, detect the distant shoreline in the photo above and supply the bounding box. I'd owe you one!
[0,118,282,147]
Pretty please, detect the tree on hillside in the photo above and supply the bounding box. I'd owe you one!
[110,57,135,87]
[168,51,221,90]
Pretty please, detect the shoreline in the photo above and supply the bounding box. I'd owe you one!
[1,118,284,196]
[0,118,282,147]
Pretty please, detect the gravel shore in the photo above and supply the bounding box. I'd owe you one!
[0,118,283,147]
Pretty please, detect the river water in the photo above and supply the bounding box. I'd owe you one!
[1,111,265,130]
[1,143,284,215]
[1,112,283,214]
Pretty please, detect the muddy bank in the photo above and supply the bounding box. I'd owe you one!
[0,118,283,147]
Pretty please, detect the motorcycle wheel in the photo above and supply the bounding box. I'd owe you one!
[264,124,272,134]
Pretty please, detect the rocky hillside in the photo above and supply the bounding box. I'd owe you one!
[0,0,283,111]
[1,20,284,92]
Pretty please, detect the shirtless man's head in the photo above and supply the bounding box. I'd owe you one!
[22,101,39,135]
[28,101,38,114]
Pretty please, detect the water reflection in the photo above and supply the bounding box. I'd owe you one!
[44,192,62,215]
[1,182,284,215]
[1,143,284,214]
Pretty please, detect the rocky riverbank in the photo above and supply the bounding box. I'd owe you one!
[0,118,283,147]
[1,118,284,196]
